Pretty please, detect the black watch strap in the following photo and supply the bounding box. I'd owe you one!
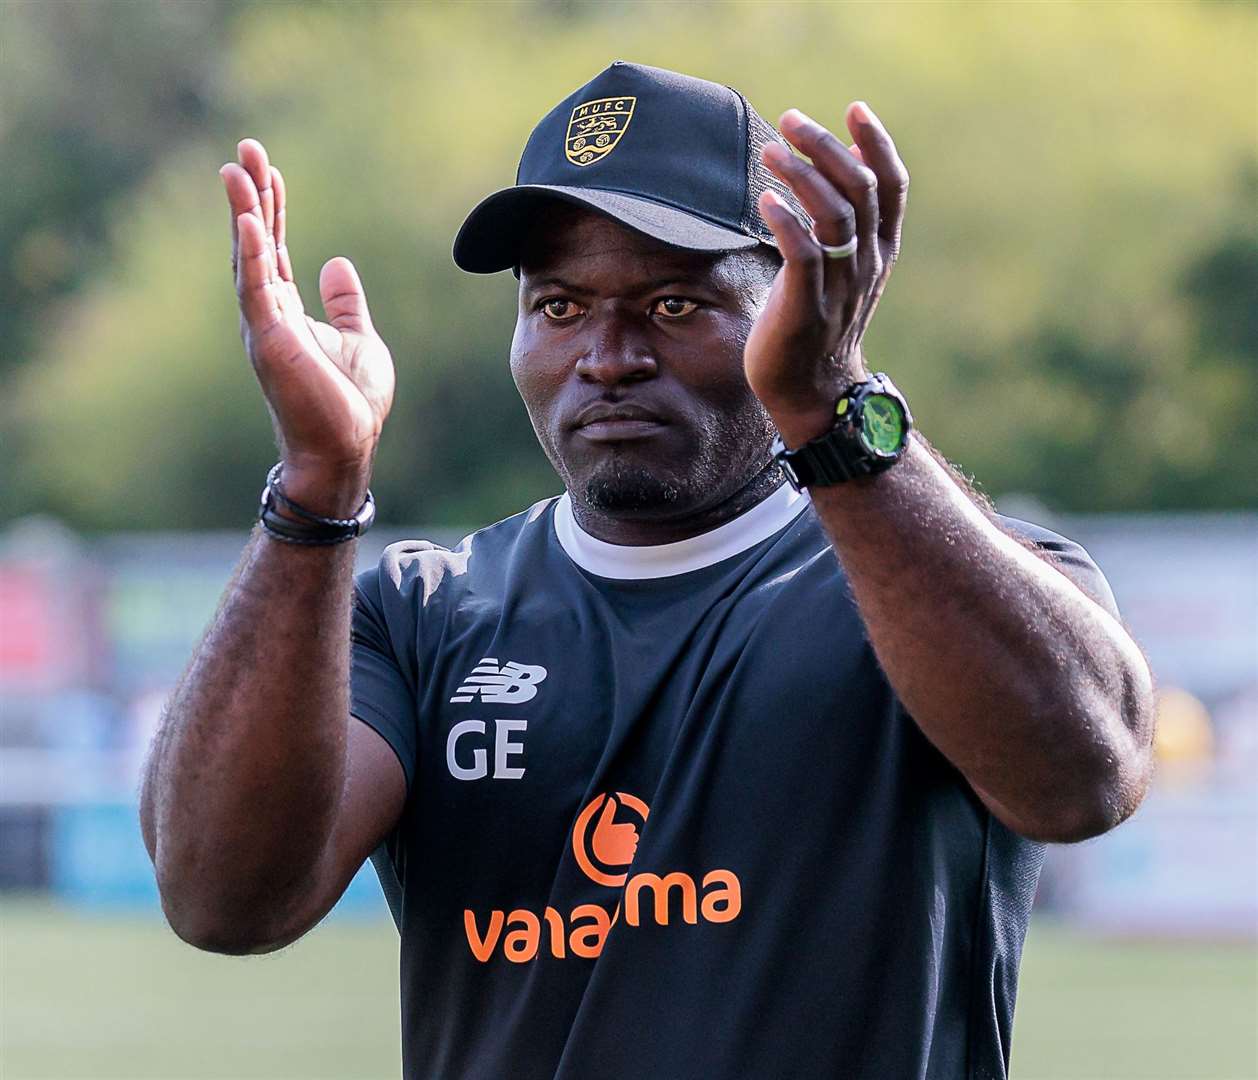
[772,373,912,491]
[773,431,868,489]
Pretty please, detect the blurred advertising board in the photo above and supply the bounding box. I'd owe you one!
[0,515,1253,936]
[48,801,387,918]
[1044,782,1257,937]
[1069,514,1257,702]
[0,522,99,696]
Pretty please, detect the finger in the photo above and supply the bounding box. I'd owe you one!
[270,167,301,310]
[220,162,263,276]
[319,257,373,334]
[237,139,275,237]
[224,164,298,319]
[236,212,282,330]
[779,109,879,264]
[222,168,240,278]
[758,190,825,321]
[761,142,856,248]
[238,140,278,280]
[848,143,864,164]
[271,166,294,283]
[846,102,909,245]
[761,142,859,292]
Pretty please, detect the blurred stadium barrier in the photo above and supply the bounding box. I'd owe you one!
[1,513,1254,935]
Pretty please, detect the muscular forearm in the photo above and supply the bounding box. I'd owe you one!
[140,528,357,950]
[742,98,1152,841]
[805,435,1155,842]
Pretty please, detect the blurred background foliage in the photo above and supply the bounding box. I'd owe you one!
[2,0,1255,530]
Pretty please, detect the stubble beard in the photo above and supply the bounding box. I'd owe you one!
[582,455,682,513]
[570,402,778,518]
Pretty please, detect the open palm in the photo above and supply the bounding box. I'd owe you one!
[221,140,395,476]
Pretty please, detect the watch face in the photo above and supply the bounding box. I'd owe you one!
[860,394,906,456]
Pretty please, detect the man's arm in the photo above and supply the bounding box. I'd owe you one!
[808,439,1152,841]
[140,534,405,953]
[746,104,1155,842]
[139,138,404,951]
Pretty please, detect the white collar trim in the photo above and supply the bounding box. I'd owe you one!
[553,483,808,580]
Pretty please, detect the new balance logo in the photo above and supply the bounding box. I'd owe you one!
[450,658,548,704]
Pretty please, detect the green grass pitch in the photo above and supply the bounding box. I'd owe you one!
[1,899,1254,1078]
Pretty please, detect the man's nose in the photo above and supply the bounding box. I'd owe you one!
[573,316,657,386]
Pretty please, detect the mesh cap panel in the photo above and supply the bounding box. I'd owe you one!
[741,99,813,246]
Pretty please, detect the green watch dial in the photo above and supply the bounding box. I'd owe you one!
[859,394,906,455]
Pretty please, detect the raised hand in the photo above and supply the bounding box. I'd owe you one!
[743,103,909,448]
[220,139,395,514]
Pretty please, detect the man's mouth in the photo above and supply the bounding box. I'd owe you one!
[571,402,668,443]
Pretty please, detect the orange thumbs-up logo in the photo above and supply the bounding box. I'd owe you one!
[573,791,650,887]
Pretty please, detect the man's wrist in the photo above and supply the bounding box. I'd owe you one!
[758,355,870,449]
[771,406,840,451]
[765,378,871,449]
[277,459,373,520]
[771,371,913,490]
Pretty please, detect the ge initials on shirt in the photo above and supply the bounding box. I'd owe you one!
[446,657,547,780]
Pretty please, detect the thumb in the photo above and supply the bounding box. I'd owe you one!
[319,256,373,333]
[595,795,619,832]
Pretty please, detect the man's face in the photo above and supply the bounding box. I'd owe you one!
[511,205,778,523]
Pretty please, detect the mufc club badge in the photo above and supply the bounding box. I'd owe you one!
[565,96,636,167]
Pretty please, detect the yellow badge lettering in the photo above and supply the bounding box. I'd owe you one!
[565,97,637,167]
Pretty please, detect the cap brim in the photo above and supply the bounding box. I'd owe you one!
[452,185,760,274]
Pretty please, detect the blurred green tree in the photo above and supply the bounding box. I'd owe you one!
[3,0,1254,529]
[0,1,239,374]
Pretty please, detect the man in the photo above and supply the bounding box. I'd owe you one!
[141,62,1154,1078]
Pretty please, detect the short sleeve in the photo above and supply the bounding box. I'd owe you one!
[351,564,419,792]
[999,515,1121,619]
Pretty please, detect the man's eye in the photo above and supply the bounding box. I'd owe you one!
[542,298,581,321]
[653,297,698,318]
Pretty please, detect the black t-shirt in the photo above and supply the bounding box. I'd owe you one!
[351,485,1118,1080]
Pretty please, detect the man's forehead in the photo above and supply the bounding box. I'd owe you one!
[518,203,734,285]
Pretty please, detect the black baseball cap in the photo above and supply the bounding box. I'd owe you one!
[452,61,808,274]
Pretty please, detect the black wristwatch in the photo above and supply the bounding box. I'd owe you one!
[772,373,913,490]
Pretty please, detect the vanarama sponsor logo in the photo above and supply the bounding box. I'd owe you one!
[463,792,742,964]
